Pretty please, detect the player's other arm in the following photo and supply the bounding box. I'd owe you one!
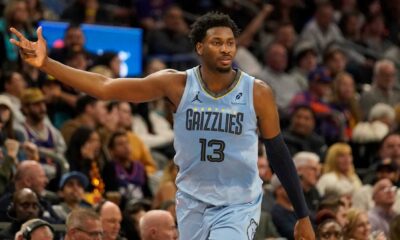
[254,80,315,240]
[9,27,177,102]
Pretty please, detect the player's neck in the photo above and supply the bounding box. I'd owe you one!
[199,66,236,94]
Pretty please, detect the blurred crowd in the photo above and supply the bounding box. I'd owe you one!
[0,0,400,239]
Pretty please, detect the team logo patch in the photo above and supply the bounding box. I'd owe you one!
[192,91,202,103]
[232,92,246,105]
[247,218,258,240]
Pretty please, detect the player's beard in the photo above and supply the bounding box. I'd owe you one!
[216,65,232,73]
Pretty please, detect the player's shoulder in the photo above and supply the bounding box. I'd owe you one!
[253,79,273,97]
[148,68,187,82]
[151,68,186,76]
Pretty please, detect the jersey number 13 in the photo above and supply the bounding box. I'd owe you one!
[199,138,225,162]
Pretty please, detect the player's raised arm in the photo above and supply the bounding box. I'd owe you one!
[9,27,177,103]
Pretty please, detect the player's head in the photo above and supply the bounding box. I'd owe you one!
[189,12,240,73]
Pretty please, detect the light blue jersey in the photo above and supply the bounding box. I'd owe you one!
[173,66,263,206]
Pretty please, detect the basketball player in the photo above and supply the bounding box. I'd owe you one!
[10,12,314,240]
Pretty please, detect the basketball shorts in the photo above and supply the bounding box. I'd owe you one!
[176,191,262,240]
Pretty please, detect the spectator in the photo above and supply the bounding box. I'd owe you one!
[265,0,311,33]
[139,209,178,240]
[316,218,343,240]
[300,1,344,56]
[134,0,173,30]
[93,52,121,78]
[338,11,375,85]
[317,143,362,196]
[97,101,120,154]
[282,105,327,158]
[117,101,158,176]
[293,151,321,223]
[352,158,400,213]
[270,174,297,240]
[64,208,103,240]
[61,0,111,24]
[255,143,281,240]
[25,0,58,26]
[49,23,94,65]
[146,5,192,56]
[97,201,124,240]
[339,11,363,44]
[360,14,396,58]
[152,161,177,209]
[379,133,400,169]
[258,42,302,113]
[0,138,21,195]
[344,208,385,240]
[52,171,91,222]
[368,178,398,237]
[359,59,400,118]
[317,195,349,227]
[323,48,348,79]
[0,160,60,222]
[0,94,25,146]
[132,102,175,160]
[330,72,362,141]
[0,70,27,127]
[290,41,318,91]
[360,132,400,185]
[290,66,343,144]
[20,88,68,188]
[0,95,27,169]
[272,23,297,69]
[0,188,41,239]
[102,131,152,207]
[352,103,395,144]
[234,2,274,69]
[14,218,54,240]
[65,126,104,204]
[61,95,107,144]
[122,200,150,240]
[0,0,36,67]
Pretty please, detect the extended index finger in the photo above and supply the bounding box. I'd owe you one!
[9,27,28,42]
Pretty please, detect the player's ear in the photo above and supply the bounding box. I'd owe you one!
[196,42,203,55]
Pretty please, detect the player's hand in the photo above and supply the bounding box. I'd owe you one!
[9,26,47,68]
[294,217,315,240]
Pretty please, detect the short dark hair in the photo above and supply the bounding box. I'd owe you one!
[0,70,20,91]
[66,208,100,230]
[323,47,345,64]
[76,95,97,115]
[65,23,82,34]
[108,130,127,149]
[189,12,240,47]
[291,104,316,120]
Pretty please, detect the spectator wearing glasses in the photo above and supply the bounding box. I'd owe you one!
[293,151,321,223]
[65,208,103,240]
[368,178,398,237]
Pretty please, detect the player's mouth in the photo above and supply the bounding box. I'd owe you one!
[218,57,232,65]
